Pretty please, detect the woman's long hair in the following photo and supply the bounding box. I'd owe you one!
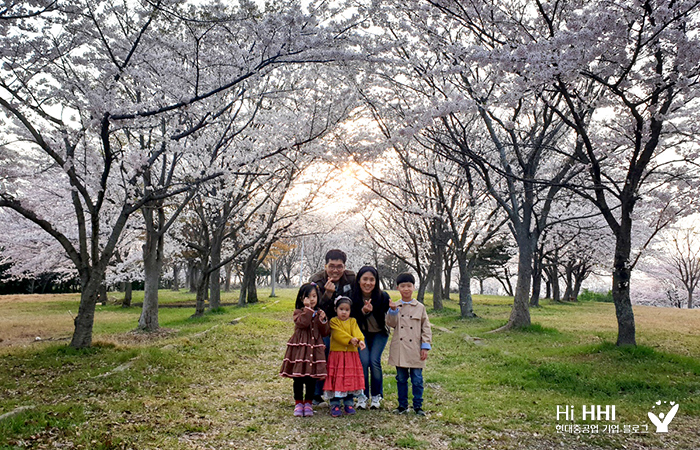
[351,265,381,308]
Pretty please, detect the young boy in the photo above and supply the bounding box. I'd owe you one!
[385,273,433,416]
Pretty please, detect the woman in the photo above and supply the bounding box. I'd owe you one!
[350,265,391,410]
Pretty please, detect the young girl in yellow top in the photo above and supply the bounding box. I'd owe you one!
[323,296,365,417]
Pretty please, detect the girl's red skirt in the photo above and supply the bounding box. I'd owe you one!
[323,350,364,395]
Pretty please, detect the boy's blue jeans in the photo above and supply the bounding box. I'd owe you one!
[358,332,389,398]
[396,367,423,409]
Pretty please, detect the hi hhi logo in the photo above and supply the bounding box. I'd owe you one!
[648,401,679,433]
[557,404,616,421]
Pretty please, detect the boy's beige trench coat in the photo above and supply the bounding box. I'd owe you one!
[385,299,433,369]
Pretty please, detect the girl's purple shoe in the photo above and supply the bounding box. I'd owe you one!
[294,403,304,417]
[330,405,342,417]
[343,405,356,415]
[303,403,314,417]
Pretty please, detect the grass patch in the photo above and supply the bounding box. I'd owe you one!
[395,433,428,448]
[518,323,560,334]
[578,288,614,303]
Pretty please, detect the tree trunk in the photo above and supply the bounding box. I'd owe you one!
[504,235,533,329]
[209,239,222,310]
[530,254,543,307]
[612,215,636,346]
[238,277,248,307]
[193,271,209,317]
[479,278,484,295]
[687,287,694,309]
[416,268,431,304]
[572,272,584,302]
[238,256,258,306]
[458,257,476,318]
[171,264,180,291]
[548,267,561,302]
[432,247,444,310]
[443,255,453,300]
[224,262,233,292]
[70,272,102,348]
[270,259,277,297]
[189,261,198,293]
[99,280,108,306]
[562,263,573,301]
[139,232,162,331]
[247,272,258,304]
[122,281,132,308]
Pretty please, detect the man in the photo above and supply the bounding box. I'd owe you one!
[309,249,356,318]
[309,249,356,405]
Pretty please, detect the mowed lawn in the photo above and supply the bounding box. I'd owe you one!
[1,289,699,450]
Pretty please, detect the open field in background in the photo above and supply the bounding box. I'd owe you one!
[1,289,699,449]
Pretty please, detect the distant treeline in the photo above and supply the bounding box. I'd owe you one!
[0,271,80,295]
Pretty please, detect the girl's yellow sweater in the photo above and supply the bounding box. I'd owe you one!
[328,317,364,352]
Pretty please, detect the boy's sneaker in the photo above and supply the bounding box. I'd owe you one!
[370,396,382,409]
[303,403,314,417]
[294,403,304,417]
[355,394,368,410]
[312,395,325,406]
[343,405,356,415]
[330,405,342,417]
[392,406,408,415]
[414,407,426,416]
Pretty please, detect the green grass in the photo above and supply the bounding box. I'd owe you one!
[1,289,699,449]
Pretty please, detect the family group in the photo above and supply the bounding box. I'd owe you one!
[279,249,433,418]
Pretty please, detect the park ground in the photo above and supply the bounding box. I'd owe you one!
[1,289,699,450]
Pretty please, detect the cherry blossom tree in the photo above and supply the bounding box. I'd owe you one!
[361,0,585,328]
[0,0,365,347]
[364,0,700,343]
[523,0,700,344]
[644,227,700,309]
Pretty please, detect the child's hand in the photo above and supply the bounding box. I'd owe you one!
[303,297,311,308]
[350,337,359,346]
[358,341,366,351]
[420,349,428,361]
[317,310,326,321]
[389,300,398,310]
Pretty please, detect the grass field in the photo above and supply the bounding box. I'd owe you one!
[1,289,699,449]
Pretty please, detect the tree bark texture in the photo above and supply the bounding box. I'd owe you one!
[612,216,636,346]
[270,259,277,297]
[506,235,533,328]
[69,272,102,348]
[122,281,133,308]
[432,246,444,310]
[209,239,222,310]
[193,271,209,317]
[458,258,476,318]
[139,226,163,331]
[545,266,561,302]
[171,264,180,291]
[530,253,543,307]
[99,281,108,306]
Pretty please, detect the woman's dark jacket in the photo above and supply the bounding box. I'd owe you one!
[351,290,391,335]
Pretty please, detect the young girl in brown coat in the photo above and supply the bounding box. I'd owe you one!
[280,283,330,417]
